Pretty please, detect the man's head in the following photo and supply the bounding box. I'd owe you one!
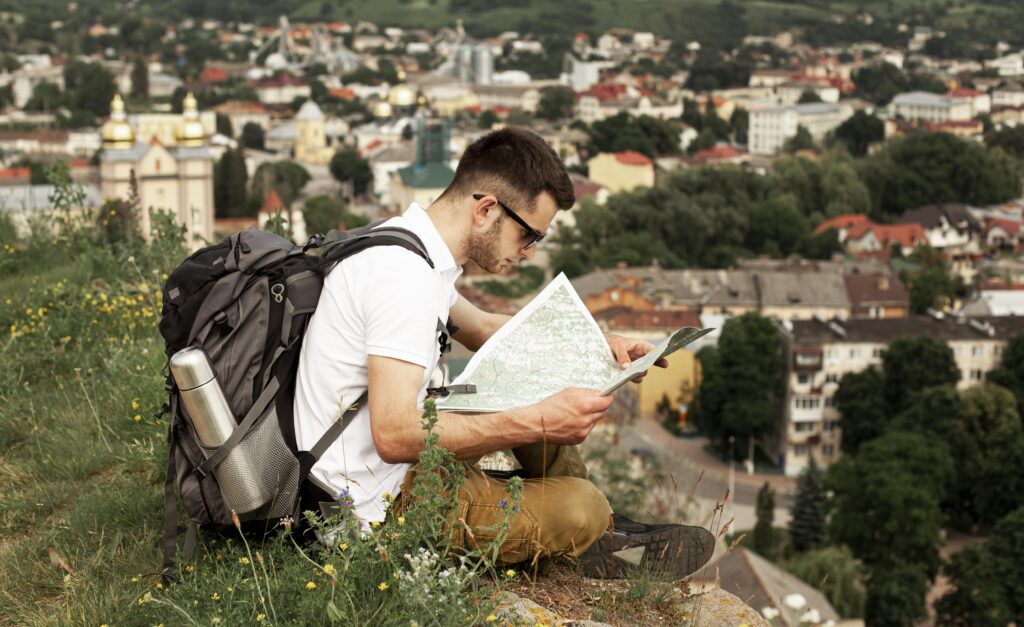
[438,127,574,273]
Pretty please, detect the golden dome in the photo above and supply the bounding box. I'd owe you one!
[101,94,135,149]
[174,92,206,147]
[387,83,416,107]
[372,100,393,118]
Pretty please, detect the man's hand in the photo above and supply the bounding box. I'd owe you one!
[529,388,614,445]
[605,333,668,383]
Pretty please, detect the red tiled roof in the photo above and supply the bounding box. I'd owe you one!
[200,67,228,83]
[491,106,512,115]
[575,32,591,39]
[844,273,909,308]
[692,144,743,161]
[213,100,267,114]
[260,188,286,213]
[578,82,629,102]
[0,167,30,180]
[329,87,356,100]
[573,181,604,199]
[597,309,703,332]
[813,213,871,235]
[985,217,1021,236]
[872,223,927,249]
[328,22,350,31]
[925,119,983,130]
[949,88,985,98]
[252,73,307,88]
[614,150,652,166]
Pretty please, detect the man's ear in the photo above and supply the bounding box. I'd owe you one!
[470,195,497,229]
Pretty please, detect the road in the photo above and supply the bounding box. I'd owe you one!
[606,415,796,534]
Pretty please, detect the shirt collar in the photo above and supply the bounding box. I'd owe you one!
[401,203,459,275]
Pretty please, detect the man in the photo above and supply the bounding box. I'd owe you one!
[294,127,712,577]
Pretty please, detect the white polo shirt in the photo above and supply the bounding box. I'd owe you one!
[293,203,462,523]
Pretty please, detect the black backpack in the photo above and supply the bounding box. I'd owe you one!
[157,223,456,578]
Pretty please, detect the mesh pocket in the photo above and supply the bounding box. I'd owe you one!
[213,406,301,518]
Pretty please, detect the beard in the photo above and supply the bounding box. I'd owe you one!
[466,215,506,274]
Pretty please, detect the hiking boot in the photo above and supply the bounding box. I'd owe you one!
[577,513,714,580]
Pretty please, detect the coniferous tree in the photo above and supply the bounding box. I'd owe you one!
[789,456,827,552]
[751,481,777,559]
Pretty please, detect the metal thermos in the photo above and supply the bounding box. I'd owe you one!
[169,347,266,512]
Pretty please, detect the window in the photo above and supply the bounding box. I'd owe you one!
[825,373,838,384]
[970,369,984,382]
[849,348,860,359]
[995,345,1003,356]
[972,346,983,357]
[823,420,839,433]
[794,421,813,433]
[826,348,838,360]
[793,396,822,410]
[793,445,808,456]
[798,374,810,385]
[825,395,836,408]
[822,445,835,458]
[872,348,883,359]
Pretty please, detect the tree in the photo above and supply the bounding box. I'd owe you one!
[785,546,865,619]
[986,125,1024,161]
[901,245,965,313]
[241,122,265,150]
[63,61,115,117]
[935,506,1024,625]
[951,384,1024,528]
[729,107,748,144]
[784,125,815,153]
[797,89,822,104]
[852,62,908,105]
[864,565,930,627]
[131,55,149,100]
[834,367,887,454]
[302,195,346,234]
[829,432,952,579]
[789,456,827,552]
[213,148,248,218]
[24,82,64,112]
[478,109,498,129]
[988,333,1024,410]
[692,313,785,452]
[328,148,374,197]
[882,336,960,411]
[250,161,310,208]
[537,87,574,121]
[589,112,680,158]
[751,482,777,559]
[832,110,884,157]
[215,113,233,139]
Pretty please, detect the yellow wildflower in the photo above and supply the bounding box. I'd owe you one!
[306,581,317,590]
[185,564,194,572]
[256,614,266,622]
[133,415,142,422]
[210,592,220,601]
[378,582,389,591]
[323,563,336,575]
[339,542,349,551]
[238,557,250,565]
[131,400,140,410]
[505,569,516,578]
[370,520,380,528]
[486,615,498,622]
[397,516,405,526]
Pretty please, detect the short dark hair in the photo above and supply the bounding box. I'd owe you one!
[441,127,574,212]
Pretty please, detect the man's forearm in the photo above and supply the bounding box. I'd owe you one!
[382,404,538,463]
[455,311,511,352]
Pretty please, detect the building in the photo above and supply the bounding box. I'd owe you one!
[748,102,853,155]
[962,290,1024,316]
[292,100,334,165]
[98,93,215,250]
[252,73,311,106]
[212,101,272,135]
[758,272,851,321]
[586,150,655,193]
[985,53,1024,77]
[697,548,841,626]
[948,87,991,115]
[776,314,1024,475]
[472,84,541,113]
[992,82,1024,108]
[843,273,909,318]
[898,203,981,254]
[129,110,217,148]
[388,117,455,211]
[843,221,928,257]
[891,91,973,123]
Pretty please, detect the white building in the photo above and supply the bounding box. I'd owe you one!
[563,56,605,92]
[774,82,840,105]
[985,53,1024,77]
[777,315,1024,476]
[993,83,1024,108]
[748,101,853,155]
[891,91,973,122]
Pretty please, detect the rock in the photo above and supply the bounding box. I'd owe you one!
[672,587,771,626]
[497,591,612,626]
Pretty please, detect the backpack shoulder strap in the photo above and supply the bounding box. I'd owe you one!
[317,225,434,272]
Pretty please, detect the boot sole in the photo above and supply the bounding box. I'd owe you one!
[578,524,714,580]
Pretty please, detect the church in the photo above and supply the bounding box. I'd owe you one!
[99,92,215,251]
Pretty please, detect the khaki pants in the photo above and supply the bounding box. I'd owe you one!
[401,443,612,565]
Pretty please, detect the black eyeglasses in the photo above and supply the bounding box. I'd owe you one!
[472,193,546,250]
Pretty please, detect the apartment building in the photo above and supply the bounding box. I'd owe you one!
[775,315,1024,476]
[891,91,973,123]
[748,101,853,155]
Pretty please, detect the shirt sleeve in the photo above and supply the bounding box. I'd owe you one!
[356,249,440,369]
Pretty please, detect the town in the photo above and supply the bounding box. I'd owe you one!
[1,2,1023,625]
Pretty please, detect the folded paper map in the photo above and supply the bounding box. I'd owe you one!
[438,273,714,413]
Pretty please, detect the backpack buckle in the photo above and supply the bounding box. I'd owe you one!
[426,384,476,397]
